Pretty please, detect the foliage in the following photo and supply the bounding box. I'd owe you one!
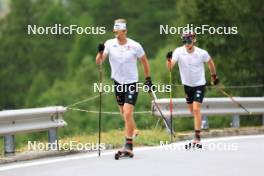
[0,0,263,137]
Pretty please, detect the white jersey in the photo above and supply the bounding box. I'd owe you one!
[172,46,210,87]
[103,38,145,84]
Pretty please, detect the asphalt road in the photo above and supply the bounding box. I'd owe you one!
[0,135,263,176]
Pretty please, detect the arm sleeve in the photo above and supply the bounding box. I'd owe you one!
[136,43,145,59]
[201,50,210,62]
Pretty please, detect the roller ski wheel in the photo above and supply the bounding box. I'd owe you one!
[114,149,134,160]
[185,141,202,150]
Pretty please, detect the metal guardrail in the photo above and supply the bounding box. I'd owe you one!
[152,97,264,129]
[1,98,263,155]
[0,106,67,154]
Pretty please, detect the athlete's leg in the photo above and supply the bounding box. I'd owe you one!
[123,103,135,138]
[184,85,194,114]
[192,86,205,142]
[118,105,124,119]
[118,105,139,137]
[188,104,193,114]
[193,101,202,132]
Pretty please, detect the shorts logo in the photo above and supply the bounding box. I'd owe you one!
[196,93,200,97]
[128,95,133,99]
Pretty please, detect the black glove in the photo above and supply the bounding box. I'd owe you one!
[211,74,219,85]
[166,51,173,60]
[98,43,105,53]
[144,77,154,92]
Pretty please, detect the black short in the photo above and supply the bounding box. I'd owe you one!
[184,85,206,104]
[114,81,138,106]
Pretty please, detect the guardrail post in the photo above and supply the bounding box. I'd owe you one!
[262,114,264,126]
[231,114,240,128]
[201,116,209,129]
[48,128,58,150]
[4,135,15,155]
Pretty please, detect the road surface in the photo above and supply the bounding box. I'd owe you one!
[0,135,263,176]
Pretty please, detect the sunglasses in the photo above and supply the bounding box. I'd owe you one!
[182,36,194,44]
[182,39,193,44]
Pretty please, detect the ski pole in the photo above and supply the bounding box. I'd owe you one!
[169,59,173,143]
[215,85,252,114]
[98,53,103,157]
[149,91,175,140]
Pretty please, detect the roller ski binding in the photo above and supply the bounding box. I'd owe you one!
[115,138,134,160]
[185,140,202,150]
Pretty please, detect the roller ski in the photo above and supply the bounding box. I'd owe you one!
[185,140,202,150]
[115,138,134,160]
[114,149,134,160]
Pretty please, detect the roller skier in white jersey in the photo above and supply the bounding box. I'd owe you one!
[166,30,219,149]
[96,18,153,159]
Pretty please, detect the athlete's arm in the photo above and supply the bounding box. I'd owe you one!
[167,59,176,71]
[166,51,176,71]
[139,54,150,78]
[140,54,154,92]
[96,43,108,65]
[207,58,217,76]
[96,53,107,65]
[207,58,219,85]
